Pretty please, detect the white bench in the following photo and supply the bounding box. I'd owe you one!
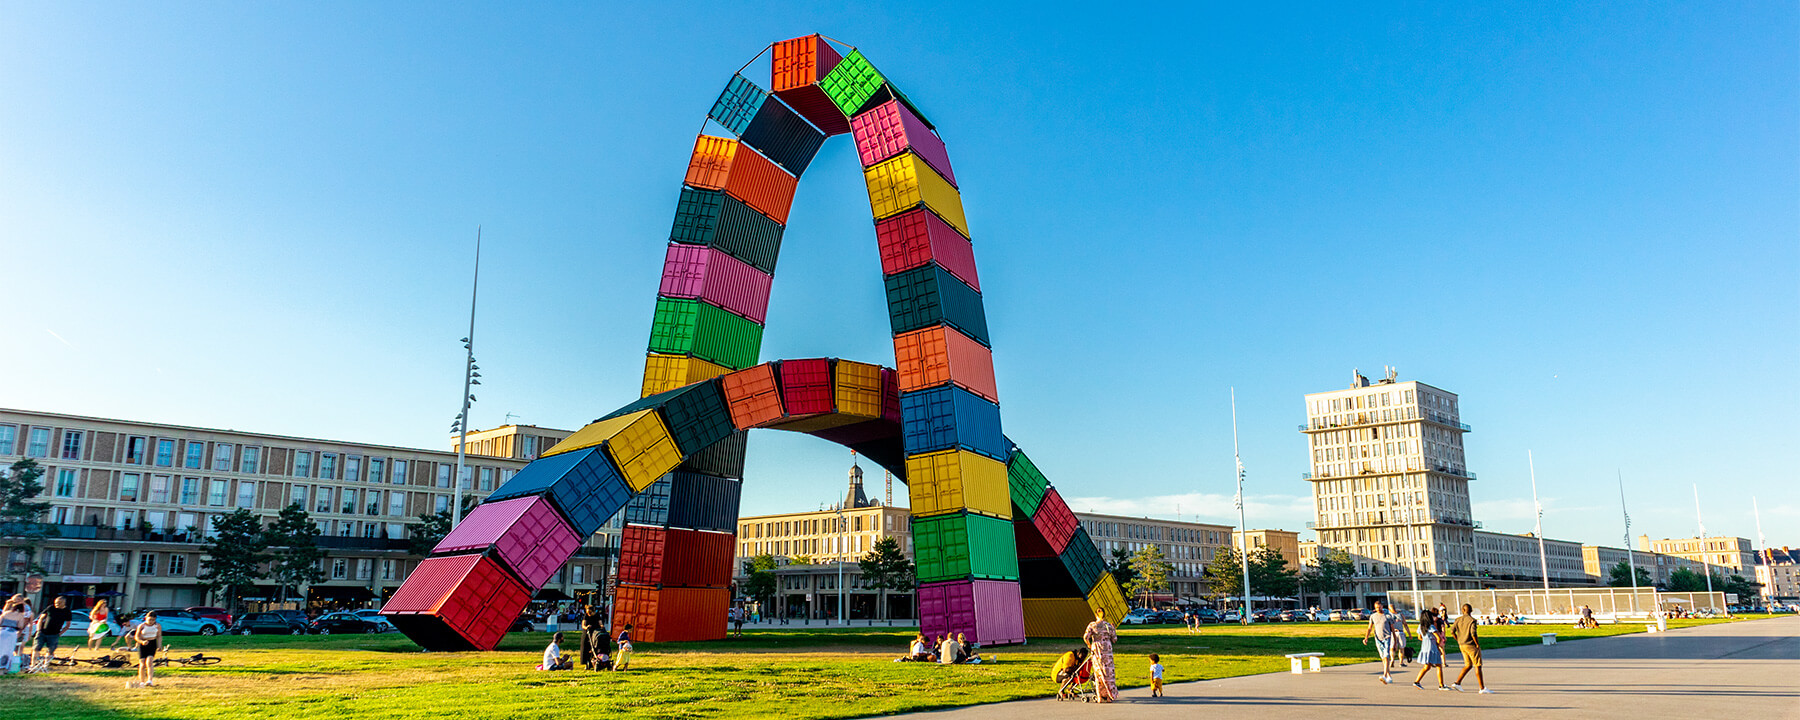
[1540,633,1557,645]
[1285,652,1324,674]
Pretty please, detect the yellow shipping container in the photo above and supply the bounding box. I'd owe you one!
[833,359,884,418]
[1023,597,1093,638]
[541,411,647,458]
[905,449,1011,520]
[540,410,681,492]
[1085,574,1129,625]
[641,353,730,398]
[863,152,970,238]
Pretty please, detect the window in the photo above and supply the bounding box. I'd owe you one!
[60,430,83,460]
[293,451,312,478]
[381,560,395,580]
[479,467,492,491]
[362,522,377,538]
[435,495,449,513]
[106,552,128,575]
[139,553,158,576]
[290,484,309,508]
[126,436,148,464]
[41,549,63,573]
[436,465,451,488]
[392,460,407,485]
[149,475,170,503]
[119,473,140,502]
[208,479,228,506]
[338,521,354,537]
[154,439,175,466]
[50,506,69,524]
[460,466,472,491]
[331,558,348,579]
[0,425,14,455]
[497,468,514,489]
[316,487,333,514]
[236,481,256,508]
[241,446,260,474]
[369,458,385,484]
[318,453,337,480]
[345,456,361,482]
[213,443,234,472]
[356,558,372,579]
[26,427,51,458]
[183,441,205,469]
[366,493,380,515]
[572,565,586,584]
[54,469,77,498]
[342,489,357,514]
[389,491,406,516]
[168,554,187,577]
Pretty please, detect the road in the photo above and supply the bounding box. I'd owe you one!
[912,616,1800,719]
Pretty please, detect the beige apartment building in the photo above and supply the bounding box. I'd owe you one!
[1077,513,1235,601]
[1473,530,1589,585]
[1234,528,1302,568]
[1754,548,1799,603]
[1582,544,1700,587]
[0,409,612,609]
[1641,535,1758,575]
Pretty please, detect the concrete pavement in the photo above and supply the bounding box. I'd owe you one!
[912,616,1800,719]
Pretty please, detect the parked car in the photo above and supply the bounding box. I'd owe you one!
[312,612,387,635]
[1193,608,1221,624]
[1278,609,1306,622]
[59,609,96,637]
[1252,609,1282,623]
[350,610,398,631]
[1220,610,1242,623]
[232,612,312,635]
[1332,608,1367,621]
[186,606,234,628]
[510,616,537,633]
[1154,610,1185,624]
[1120,609,1159,625]
[121,609,226,636]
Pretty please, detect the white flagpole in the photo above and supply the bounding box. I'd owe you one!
[1618,470,1639,611]
[452,229,481,526]
[1231,388,1251,625]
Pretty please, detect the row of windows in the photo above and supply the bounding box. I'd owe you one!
[741,513,899,539]
[1309,389,1418,416]
[1083,521,1222,546]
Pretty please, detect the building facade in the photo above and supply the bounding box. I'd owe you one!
[1581,544,1700,587]
[1641,535,1759,575]
[1234,528,1302,568]
[1754,548,1799,603]
[1472,530,1588,585]
[1076,513,1235,601]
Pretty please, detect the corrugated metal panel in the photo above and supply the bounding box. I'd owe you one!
[684,135,798,225]
[431,495,580,590]
[893,325,998,402]
[1085,573,1129,624]
[906,449,1011,519]
[862,152,969,238]
[666,472,742,532]
[1059,527,1105,591]
[624,476,672,527]
[881,367,902,423]
[832,359,884,418]
[708,74,766,136]
[684,135,736,190]
[818,50,885,117]
[658,243,773,324]
[918,579,1024,646]
[851,99,955,186]
[771,34,850,135]
[611,585,730,643]
[657,380,735,457]
[489,447,634,537]
[662,528,736,587]
[914,512,1019,583]
[486,448,591,499]
[778,357,834,416]
[722,364,784,428]
[680,430,747,479]
[884,266,989,346]
[972,578,1026,645]
[898,385,1007,461]
[1023,597,1093,638]
[740,97,826,175]
[640,352,730,398]
[1005,446,1050,518]
[648,297,764,370]
[668,188,783,274]
[619,524,669,585]
[1031,487,1079,552]
[669,187,724,245]
[875,208,979,291]
[385,554,528,651]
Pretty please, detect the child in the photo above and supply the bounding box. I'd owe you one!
[613,623,634,671]
[1149,653,1165,697]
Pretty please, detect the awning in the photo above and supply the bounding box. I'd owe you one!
[534,589,574,602]
[308,586,378,600]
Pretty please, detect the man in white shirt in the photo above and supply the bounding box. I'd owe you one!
[541,632,572,671]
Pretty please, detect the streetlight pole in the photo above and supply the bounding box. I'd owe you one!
[1230,388,1251,625]
[1528,451,1550,594]
[1404,506,1421,617]
[450,229,481,526]
[1693,484,1713,596]
[834,505,846,625]
[1619,470,1639,613]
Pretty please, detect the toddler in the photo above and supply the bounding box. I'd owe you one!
[1149,653,1164,697]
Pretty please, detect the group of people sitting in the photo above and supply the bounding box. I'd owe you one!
[538,606,634,672]
[895,632,982,664]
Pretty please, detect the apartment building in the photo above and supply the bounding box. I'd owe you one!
[1234,528,1302,568]
[1472,530,1588,585]
[1076,513,1235,601]
[1754,548,1799,603]
[1581,544,1700,587]
[1641,535,1759,575]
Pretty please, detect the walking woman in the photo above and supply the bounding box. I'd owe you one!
[128,610,162,688]
[1412,608,1448,690]
[85,599,112,656]
[1082,607,1119,703]
[0,596,27,673]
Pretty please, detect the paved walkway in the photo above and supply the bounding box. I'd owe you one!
[913,617,1800,719]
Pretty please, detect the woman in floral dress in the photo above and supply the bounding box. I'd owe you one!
[1082,607,1119,702]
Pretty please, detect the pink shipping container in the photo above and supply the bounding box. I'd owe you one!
[918,579,1026,646]
[852,99,956,187]
[876,209,979,291]
[1031,488,1080,553]
[657,243,774,323]
[432,495,582,589]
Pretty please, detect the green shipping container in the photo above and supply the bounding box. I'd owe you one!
[818,50,886,118]
[648,298,764,370]
[913,512,1020,583]
[1006,447,1049,518]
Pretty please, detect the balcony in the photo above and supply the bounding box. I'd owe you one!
[1431,466,1477,480]
[1300,408,1472,433]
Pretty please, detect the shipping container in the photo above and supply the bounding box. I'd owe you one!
[892,325,997,402]
[851,99,955,186]
[1030,487,1079,552]
[669,187,784,274]
[881,367,902,423]
[701,136,798,225]
[1058,527,1105,591]
[1023,597,1093,638]
[641,352,731,398]
[708,74,766,136]
[809,417,902,447]
[619,525,733,587]
[906,449,1011,519]
[432,495,581,589]
[1013,517,1058,559]
[917,579,1025,646]
[832,359,884,419]
[740,96,827,175]
[384,554,529,651]
[684,135,736,190]
[883,265,989,346]
[680,430,747,479]
[1085,573,1129,624]
[666,472,742,532]
[618,524,668,586]
[1018,556,1083,598]
[483,446,632,537]
[863,152,969,238]
[658,243,774,324]
[1005,445,1050,518]
[770,34,850,135]
[721,363,784,428]
[898,385,1007,461]
[611,584,731,643]
[912,512,1020,583]
[778,357,834,416]
[654,380,735,457]
[648,297,764,371]
[817,49,886,118]
[845,435,908,480]
[624,475,671,527]
[548,410,682,492]
[875,208,979,290]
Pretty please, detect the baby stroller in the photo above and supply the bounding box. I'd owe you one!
[1056,651,1097,702]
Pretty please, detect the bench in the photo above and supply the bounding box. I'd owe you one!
[1540,633,1557,645]
[1285,652,1324,674]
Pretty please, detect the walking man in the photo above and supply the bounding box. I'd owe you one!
[1449,603,1492,694]
[1362,600,1399,684]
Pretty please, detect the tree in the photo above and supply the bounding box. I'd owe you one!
[788,555,815,565]
[1607,560,1653,588]
[858,537,914,621]
[405,496,479,556]
[1205,546,1246,601]
[0,458,56,581]
[1248,545,1299,599]
[1124,545,1172,607]
[1107,548,1138,591]
[1666,567,1707,592]
[1719,573,1760,601]
[1301,547,1354,608]
[198,508,269,611]
[741,554,779,618]
[265,503,327,604]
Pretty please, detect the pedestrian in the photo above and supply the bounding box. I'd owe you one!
[86,599,113,656]
[128,610,162,688]
[1387,604,1411,668]
[0,596,27,674]
[1082,607,1119,703]
[33,596,74,670]
[14,594,35,667]
[1411,608,1448,690]
[540,631,573,671]
[733,608,745,637]
[1449,603,1492,694]
[613,623,634,671]
[1148,653,1165,697]
[1362,599,1398,684]
[578,605,603,671]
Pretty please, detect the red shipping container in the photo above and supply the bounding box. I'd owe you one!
[881,367,902,423]
[1031,488,1079,553]
[663,528,735,587]
[683,135,798,224]
[918,579,1026,646]
[778,358,834,416]
[432,495,581,589]
[658,243,774,324]
[893,325,998,402]
[384,554,529,651]
[852,99,956,186]
[876,208,980,291]
[1014,517,1058,559]
[612,584,732,643]
[721,363,784,428]
[771,34,850,136]
[618,524,668,586]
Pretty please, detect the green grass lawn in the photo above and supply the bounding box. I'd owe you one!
[0,616,1759,720]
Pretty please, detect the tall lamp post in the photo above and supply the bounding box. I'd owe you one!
[449,230,482,526]
[834,505,846,625]
[1230,388,1252,625]
[1618,470,1639,613]
[1528,451,1550,596]
[1693,485,1713,597]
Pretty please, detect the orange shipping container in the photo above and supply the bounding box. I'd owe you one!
[611,584,732,643]
[771,34,851,136]
[683,135,798,225]
[721,363,784,428]
[893,326,998,402]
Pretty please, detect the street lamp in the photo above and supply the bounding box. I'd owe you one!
[450,230,481,526]
[834,505,846,626]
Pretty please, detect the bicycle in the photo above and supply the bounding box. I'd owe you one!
[154,652,222,667]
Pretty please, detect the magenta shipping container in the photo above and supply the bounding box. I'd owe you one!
[852,99,956,187]
[918,579,1025,646]
[432,495,581,589]
[658,243,774,324]
[875,208,980,291]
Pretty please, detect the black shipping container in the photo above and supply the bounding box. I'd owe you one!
[740,97,826,175]
[668,187,784,273]
[883,263,989,346]
[1018,556,1084,598]
[658,380,735,456]
[1058,527,1105,591]
[680,431,747,479]
[667,472,742,533]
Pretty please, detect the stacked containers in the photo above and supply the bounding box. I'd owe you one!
[709,73,827,175]
[383,554,529,651]
[771,35,850,135]
[918,579,1025,646]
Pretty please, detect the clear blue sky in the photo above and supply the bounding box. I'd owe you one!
[3,2,1795,551]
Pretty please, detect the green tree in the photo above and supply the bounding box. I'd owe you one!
[858,537,914,620]
[265,503,327,604]
[1124,545,1172,607]
[1666,567,1707,592]
[1205,546,1246,601]
[0,458,56,580]
[1107,548,1138,591]
[741,554,779,618]
[788,555,815,565]
[1301,547,1354,607]
[198,508,270,610]
[1607,560,1653,588]
[1719,573,1760,601]
[1248,545,1299,599]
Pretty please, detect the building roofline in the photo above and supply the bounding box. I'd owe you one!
[0,407,526,460]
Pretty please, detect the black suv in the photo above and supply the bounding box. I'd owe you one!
[232,612,312,635]
[311,612,384,635]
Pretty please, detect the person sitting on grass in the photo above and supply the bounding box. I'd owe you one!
[897,633,934,662]
[937,634,960,665]
[956,633,982,664]
[540,632,573,671]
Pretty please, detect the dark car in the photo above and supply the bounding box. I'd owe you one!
[1193,608,1221,624]
[510,616,537,633]
[1154,610,1185,624]
[1252,609,1282,622]
[1278,609,1306,622]
[312,612,385,635]
[232,612,311,635]
[186,606,233,627]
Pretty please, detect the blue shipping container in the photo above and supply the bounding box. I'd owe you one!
[486,447,633,537]
[899,385,1006,461]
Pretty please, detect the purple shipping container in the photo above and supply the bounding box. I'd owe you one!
[918,578,1026,646]
[432,496,581,589]
[852,99,956,187]
[658,243,774,324]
